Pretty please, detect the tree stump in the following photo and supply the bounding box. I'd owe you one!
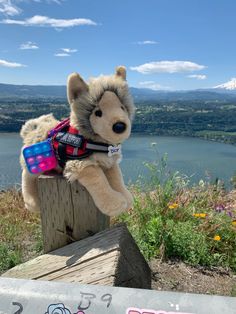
[37,175,110,253]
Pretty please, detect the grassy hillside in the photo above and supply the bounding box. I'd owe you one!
[1,163,235,275]
[0,190,42,273]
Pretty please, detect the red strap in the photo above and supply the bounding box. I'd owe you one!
[48,118,70,138]
[68,125,79,135]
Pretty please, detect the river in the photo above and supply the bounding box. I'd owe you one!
[0,133,236,190]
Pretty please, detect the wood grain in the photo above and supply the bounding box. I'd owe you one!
[2,224,151,289]
[37,175,110,252]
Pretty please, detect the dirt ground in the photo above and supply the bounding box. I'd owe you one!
[150,259,236,296]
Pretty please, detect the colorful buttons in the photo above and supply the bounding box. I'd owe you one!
[30,166,38,174]
[23,140,57,174]
[24,149,33,157]
[36,155,44,162]
[27,157,35,165]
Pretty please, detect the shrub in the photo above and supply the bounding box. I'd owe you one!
[0,243,21,272]
[118,155,236,271]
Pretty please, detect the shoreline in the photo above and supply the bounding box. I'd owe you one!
[0,131,235,146]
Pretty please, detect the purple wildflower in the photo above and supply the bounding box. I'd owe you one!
[227,211,233,218]
[215,204,226,213]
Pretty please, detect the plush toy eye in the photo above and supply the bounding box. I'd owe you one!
[95,109,103,117]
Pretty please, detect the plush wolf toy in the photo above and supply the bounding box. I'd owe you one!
[20,66,135,217]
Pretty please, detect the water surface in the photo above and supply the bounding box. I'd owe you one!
[0,133,236,190]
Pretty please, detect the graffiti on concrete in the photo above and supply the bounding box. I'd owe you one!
[126,308,194,314]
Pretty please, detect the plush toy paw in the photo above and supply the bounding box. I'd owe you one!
[95,191,128,217]
[24,199,40,212]
[122,188,134,209]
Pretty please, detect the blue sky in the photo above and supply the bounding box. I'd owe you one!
[0,0,235,90]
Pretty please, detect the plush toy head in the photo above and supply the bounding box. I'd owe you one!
[67,66,135,145]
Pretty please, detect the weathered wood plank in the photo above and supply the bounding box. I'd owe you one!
[2,224,151,289]
[37,175,110,252]
[42,251,119,284]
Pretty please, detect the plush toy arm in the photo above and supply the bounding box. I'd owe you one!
[21,168,40,212]
[66,163,128,217]
[105,163,133,210]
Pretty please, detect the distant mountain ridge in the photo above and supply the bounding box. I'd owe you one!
[0,83,66,99]
[1,82,236,102]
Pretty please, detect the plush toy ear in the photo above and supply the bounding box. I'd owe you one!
[67,72,89,104]
[115,65,126,80]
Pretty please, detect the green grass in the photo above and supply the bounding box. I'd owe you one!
[0,190,42,273]
[0,157,235,274]
[117,156,236,271]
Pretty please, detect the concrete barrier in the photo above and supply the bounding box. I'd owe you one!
[0,277,236,314]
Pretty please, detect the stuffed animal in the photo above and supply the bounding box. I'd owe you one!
[20,66,135,217]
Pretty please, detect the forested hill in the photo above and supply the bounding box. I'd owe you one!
[0,83,236,145]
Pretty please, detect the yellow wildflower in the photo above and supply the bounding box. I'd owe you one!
[168,203,178,209]
[213,235,221,241]
[232,220,236,226]
[193,213,207,218]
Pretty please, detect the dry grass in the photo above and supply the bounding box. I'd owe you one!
[0,189,42,273]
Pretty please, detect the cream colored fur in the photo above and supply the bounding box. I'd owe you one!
[20,66,135,216]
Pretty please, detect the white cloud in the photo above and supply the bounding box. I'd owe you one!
[137,40,158,45]
[54,52,70,57]
[0,0,21,16]
[0,0,64,16]
[139,81,170,90]
[0,58,26,67]
[20,41,39,50]
[46,0,64,4]
[54,48,77,57]
[130,61,206,74]
[187,74,207,80]
[139,81,155,85]
[0,15,97,28]
[25,0,65,4]
[61,48,77,53]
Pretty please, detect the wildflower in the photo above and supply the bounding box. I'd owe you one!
[199,179,205,187]
[232,220,236,226]
[215,204,225,213]
[168,203,178,209]
[193,213,207,218]
[213,235,221,241]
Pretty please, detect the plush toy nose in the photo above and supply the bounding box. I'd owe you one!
[112,122,127,134]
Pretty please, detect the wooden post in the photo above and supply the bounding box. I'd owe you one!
[2,224,151,289]
[37,175,110,253]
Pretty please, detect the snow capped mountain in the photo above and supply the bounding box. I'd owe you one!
[214,78,236,90]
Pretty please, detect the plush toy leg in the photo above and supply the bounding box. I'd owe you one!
[77,165,128,216]
[105,164,133,210]
[22,168,40,212]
